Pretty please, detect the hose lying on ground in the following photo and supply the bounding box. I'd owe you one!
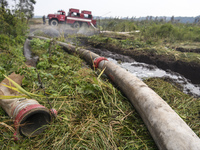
[28,36,200,150]
[0,39,57,140]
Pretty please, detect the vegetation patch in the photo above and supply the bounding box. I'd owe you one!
[144,78,200,137]
[85,33,200,84]
[1,38,158,149]
[1,9,200,149]
[1,34,199,149]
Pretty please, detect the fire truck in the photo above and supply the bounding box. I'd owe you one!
[47,8,97,28]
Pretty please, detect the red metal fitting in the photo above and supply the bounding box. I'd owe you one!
[14,104,45,126]
[14,131,19,141]
[50,108,57,117]
[13,104,54,139]
[94,57,108,68]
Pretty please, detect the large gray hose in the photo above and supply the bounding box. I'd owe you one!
[28,36,200,150]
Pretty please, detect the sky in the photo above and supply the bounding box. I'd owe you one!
[7,0,200,18]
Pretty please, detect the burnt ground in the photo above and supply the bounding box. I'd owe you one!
[79,37,200,85]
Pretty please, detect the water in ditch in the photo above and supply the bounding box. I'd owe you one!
[25,36,200,97]
[89,47,200,97]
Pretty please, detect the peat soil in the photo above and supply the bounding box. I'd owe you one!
[81,38,200,85]
[83,46,200,97]
[28,25,200,97]
[174,47,200,53]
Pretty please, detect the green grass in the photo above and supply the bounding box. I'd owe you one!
[100,19,200,42]
[0,38,157,149]
[144,78,200,137]
[87,34,200,64]
[29,18,43,25]
[0,37,199,149]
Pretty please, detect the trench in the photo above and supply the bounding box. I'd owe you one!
[28,27,200,97]
[86,47,200,97]
[25,29,200,149]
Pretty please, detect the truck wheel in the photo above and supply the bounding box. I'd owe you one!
[50,19,58,26]
[81,22,89,28]
[73,22,80,28]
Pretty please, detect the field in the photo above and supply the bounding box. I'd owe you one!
[0,16,200,149]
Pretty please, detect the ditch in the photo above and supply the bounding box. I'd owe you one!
[85,46,200,97]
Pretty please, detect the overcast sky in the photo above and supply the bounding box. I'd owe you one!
[7,0,200,17]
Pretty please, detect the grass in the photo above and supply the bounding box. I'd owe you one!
[144,78,200,136]
[29,18,43,25]
[0,38,157,149]
[0,36,199,149]
[87,34,200,64]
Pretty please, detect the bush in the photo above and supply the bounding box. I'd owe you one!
[102,19,137,32]
[156,23,177,38]
[0,34,12,50]
[0,8,28,44]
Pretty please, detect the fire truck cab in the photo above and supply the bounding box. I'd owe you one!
[47,8,96,28]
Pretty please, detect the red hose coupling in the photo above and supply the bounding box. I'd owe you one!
[94,57,108,68]
[13,104,56,141]
[50,108,57,117]
[14,104,46,126]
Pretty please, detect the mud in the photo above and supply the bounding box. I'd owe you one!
[83,38,200,85]
[28,25,200,97]
[86,46,200,97]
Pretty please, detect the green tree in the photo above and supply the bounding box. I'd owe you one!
[0,0,8,9]
[18,0,36,21]
[0,5,28,46]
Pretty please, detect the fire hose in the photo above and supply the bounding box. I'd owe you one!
[90,22,97,29]
[28,36,200,150]
[0,39,57,140]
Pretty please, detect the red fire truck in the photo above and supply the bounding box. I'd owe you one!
[47,8,97,28]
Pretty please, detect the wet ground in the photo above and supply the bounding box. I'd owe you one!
[86,42,200,85]
[86,47,200,97]
[29,26,200,97]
